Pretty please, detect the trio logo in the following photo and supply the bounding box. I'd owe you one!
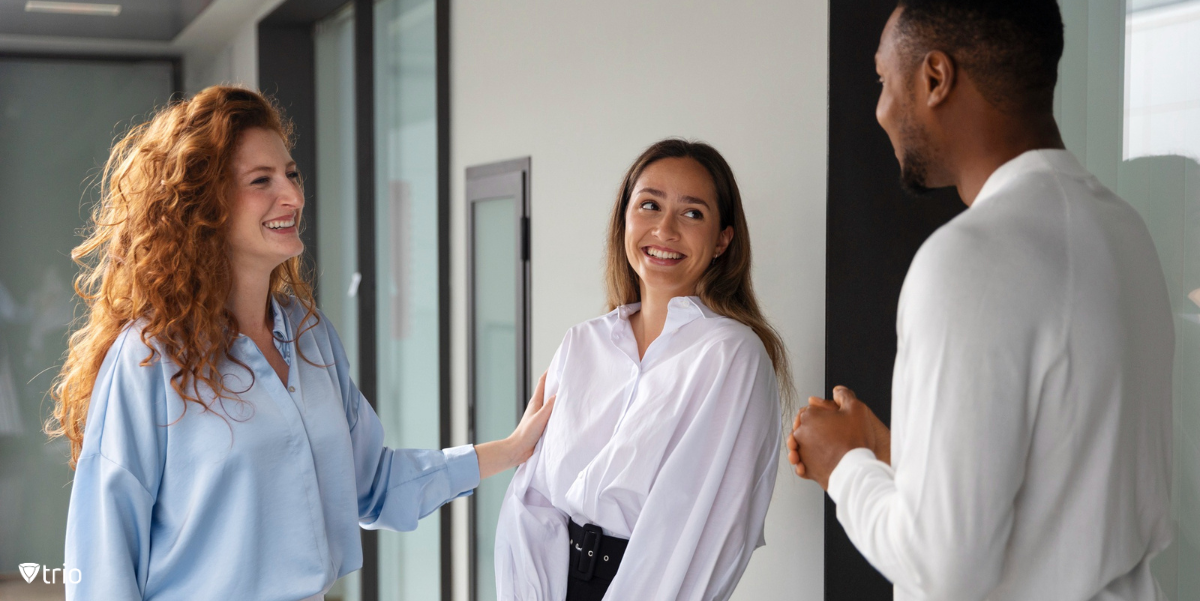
[18,563,38,583]
[17,562,82,584]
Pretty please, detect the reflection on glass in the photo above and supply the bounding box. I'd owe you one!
[0,57,172,587]
[1126,0,1200,163]
[1125,3,1200,599]
[315,5,360,601]
[472,196,520,601]
[375,0,442,599]
[1060,1,1200,597]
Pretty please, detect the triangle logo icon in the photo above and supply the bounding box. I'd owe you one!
[18,563,39,583]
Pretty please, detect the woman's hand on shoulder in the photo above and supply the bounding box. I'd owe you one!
[475,372,556,480]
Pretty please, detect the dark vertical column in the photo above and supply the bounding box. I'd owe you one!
[824,2,963,600]
[520,166,531,409]
[258,23,319,278]
[169,58,182,99]
[436,1,453,600]
[354,0,378,599]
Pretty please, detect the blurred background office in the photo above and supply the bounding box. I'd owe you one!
[0,0,1194,600]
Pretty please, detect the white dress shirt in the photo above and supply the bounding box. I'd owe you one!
[495,296,781,600]
[828,150,1174,600]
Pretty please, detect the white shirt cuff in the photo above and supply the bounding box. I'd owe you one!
[827,447,889,504]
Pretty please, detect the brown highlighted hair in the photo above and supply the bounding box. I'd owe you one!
[604,138,795,413]
[47,85,318,468]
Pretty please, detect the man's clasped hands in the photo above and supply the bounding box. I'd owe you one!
[786,386,892,490]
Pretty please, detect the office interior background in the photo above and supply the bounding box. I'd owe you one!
[0,0,1196,599]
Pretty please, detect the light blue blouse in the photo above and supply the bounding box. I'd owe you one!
[64,297,478,600]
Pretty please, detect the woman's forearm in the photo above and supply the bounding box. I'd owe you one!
[475,438,519,480]
[475,372,555,480]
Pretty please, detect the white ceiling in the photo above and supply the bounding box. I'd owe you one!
[0,0,214,41]
[0,0,288,58]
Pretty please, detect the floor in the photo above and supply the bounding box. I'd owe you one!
[0,573,64,600]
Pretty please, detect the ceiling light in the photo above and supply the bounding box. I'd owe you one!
[24,1,121,16]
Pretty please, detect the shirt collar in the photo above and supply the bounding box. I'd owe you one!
[613,296,715,329]
[269,295,289,340]
[229,296,293,366]
[662,296,710,336]
[974,149,1088,208]
[616,302,642,321]
[269,296,292,366]
[231,296,291,339]
[608,296,717,364]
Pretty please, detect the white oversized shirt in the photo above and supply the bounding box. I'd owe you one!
[495,296,782,600]
[828,150,1174,600]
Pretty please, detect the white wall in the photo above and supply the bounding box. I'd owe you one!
[449,1,830,599]
[178,0,287,94]
[183,21,259,95]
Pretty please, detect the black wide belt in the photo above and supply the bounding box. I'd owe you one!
[568,520,627,582]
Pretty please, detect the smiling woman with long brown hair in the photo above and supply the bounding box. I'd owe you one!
[494,139,793,601]
[49,85,553,601]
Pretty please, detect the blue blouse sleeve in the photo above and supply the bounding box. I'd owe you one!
[65,327,167,601]
[350,397,480,531]
[318,312,480,532]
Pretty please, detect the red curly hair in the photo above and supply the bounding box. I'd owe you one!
[48,85,319,468]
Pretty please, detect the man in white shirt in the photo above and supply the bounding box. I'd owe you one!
[787,1,1175,599]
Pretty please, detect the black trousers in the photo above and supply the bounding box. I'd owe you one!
[565,521,627,601]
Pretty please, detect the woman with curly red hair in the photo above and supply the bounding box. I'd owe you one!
[50,85,553,601]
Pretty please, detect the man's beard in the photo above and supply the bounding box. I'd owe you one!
[899,147,934,196]
[897,116,938,197]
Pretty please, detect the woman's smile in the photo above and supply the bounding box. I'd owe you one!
[642,244,687,265]
[262,211,299,235]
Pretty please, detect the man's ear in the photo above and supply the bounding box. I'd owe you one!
[921,50,956,108]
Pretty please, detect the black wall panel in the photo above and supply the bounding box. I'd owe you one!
[824,3,964,599]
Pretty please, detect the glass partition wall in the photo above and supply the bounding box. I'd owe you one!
[374,0,443,599]
[315,4,361,600]
[313,0,447,599]
[0,56,175,598]
[1057,1,1200,598]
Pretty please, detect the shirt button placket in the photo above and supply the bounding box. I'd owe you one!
[623,365,640,416]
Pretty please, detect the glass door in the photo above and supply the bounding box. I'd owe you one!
[466,158,531,601]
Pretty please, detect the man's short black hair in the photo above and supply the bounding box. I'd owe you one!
[895,0,1064,114]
